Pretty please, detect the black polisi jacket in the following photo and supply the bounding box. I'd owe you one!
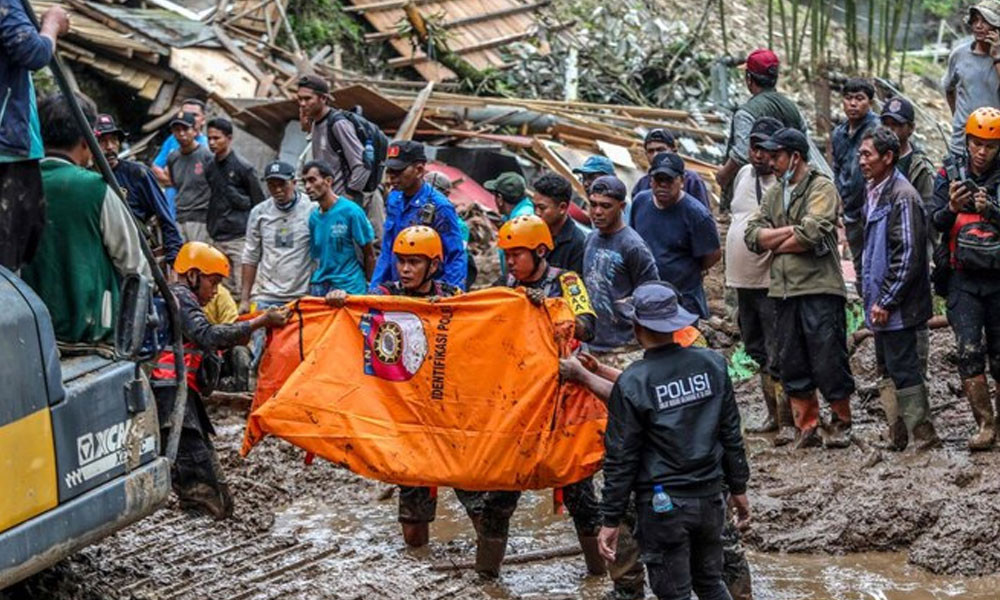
[600,343,749,527]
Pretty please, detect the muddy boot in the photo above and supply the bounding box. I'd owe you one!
[747,373,779,433]
[401,522,429,548]
[878,380,909,451]
[576,534,607,576]
[789,392,821,449]
[177,482,232,520]
[822,397,853,449]
[474,536,508,579]
[898,383,940,451]
[964,376,996,451]
[773,380,796,447]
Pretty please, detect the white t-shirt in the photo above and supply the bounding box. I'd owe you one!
[725,164,776,289]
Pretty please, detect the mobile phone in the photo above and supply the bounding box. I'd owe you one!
[963,180,982,195]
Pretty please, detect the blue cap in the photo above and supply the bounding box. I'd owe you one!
[572,155,615,175]
[619,281,698,333]
[649,152,685,178]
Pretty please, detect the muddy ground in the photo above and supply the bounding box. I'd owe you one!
[7,256,1000,599]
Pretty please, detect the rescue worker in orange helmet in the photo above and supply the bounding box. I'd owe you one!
[326,226,461,549]
[932,106,1000,451]
[152,241,290,518]
[450,215,603,579]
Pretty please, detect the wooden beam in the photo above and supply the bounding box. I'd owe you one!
[393,81,433,142]
[343,0,436,13]
[212,24,275,96]
[530,139,587,198]
[223,0,273,24]
[149,80,179,116]
[364,0,549,42]
[388,31,533,68]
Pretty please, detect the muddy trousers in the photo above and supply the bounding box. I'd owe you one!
[0,160,44,271]
[453,490,521,538]
[561,476,602,536]
[153,387,225,497]
[736,287,780,377]
[635,493,731,600]
[776,294,856,400]
[614,496,751,600]
[398,486,437,523]
[946,285,1000,381]
[874,327,924,389]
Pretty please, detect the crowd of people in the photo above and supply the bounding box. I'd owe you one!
[4,1,1000,598]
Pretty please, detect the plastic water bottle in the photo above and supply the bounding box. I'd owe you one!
[652,485,674,513]
[363,139,375,167]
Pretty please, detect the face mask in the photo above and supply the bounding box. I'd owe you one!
[781,155,798,210]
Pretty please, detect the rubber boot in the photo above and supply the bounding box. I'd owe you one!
[577,534,607,576]
[401,522,429,548]
[897,383,940,451]
[964,376,996,451]
[773,379,797,447]
[878,379,909,451]
[474,536,508,579]
[823,397,853,449]
[747,373,779,433]
[789,392,821,449]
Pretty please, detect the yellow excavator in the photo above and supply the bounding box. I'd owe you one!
[0,1,189,588]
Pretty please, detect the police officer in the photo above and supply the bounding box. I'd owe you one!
[493,214,605,576]
[597,281,751,600]
[151,242,289,518]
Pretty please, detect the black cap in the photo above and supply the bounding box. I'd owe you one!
[649,152,685,178]
[749,116,783,145]
[297,74,330,94]
[386,140,427,169]
[169,111,197,129]
[644,128,676,147]
[758,127,809,156]
[94,113,125,138]
[263,160,295,181]
[880,96,915,125]
[589,175,627,201]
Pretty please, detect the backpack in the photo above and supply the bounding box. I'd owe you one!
[954,217,1000,271]
[326,109,388,194]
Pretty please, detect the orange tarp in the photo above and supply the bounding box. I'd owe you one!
[241,288,607,491]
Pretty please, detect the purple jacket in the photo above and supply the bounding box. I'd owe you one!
[861,170,932,331]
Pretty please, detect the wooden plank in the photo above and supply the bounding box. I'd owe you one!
[212,24,269,86]
[364,0,549,42]
[530,139,586,198]
[387,30,533,68]
[139,77,163,101]
[344,0,438,13]
[169,47,258,99]
[149,80,179,116]
[393,81,433,141]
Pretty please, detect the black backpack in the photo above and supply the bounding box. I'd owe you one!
[326,109,388,193]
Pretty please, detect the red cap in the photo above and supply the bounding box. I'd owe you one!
[744,48,780,76]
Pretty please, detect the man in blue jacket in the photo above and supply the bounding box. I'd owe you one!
[370,140,467,290]
[858,127,939,451]
[0,0,69,270]
[96,113,183,265]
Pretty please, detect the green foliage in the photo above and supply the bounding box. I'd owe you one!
[286,0,364,51]
[727,343,759,382]
[923,0,963,19]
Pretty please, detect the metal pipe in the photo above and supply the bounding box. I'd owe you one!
[20,0,189,462]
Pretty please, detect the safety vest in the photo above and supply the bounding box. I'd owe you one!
[151,343,204,393]
[676,326,705,348]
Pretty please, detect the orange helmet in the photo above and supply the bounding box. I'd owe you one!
[497,215,553,251]
[965,107,1000,140]
[174,241,230,277]
[393,226,443,261]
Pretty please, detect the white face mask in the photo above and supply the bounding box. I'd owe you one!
[781,155,799,210]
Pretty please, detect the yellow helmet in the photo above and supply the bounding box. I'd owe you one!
[497,215,553,251]
[174,241,230,277]
[965,107,1000,140]
[393,226,443,261]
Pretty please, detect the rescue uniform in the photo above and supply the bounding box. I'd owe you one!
[371,280,461,526]
[494,266,600,537]
[151,283,253,504]
[601,344,750,600]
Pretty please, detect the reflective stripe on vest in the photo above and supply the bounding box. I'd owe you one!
[151,343,204,393]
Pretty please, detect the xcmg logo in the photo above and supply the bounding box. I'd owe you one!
[77,420,132,466]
